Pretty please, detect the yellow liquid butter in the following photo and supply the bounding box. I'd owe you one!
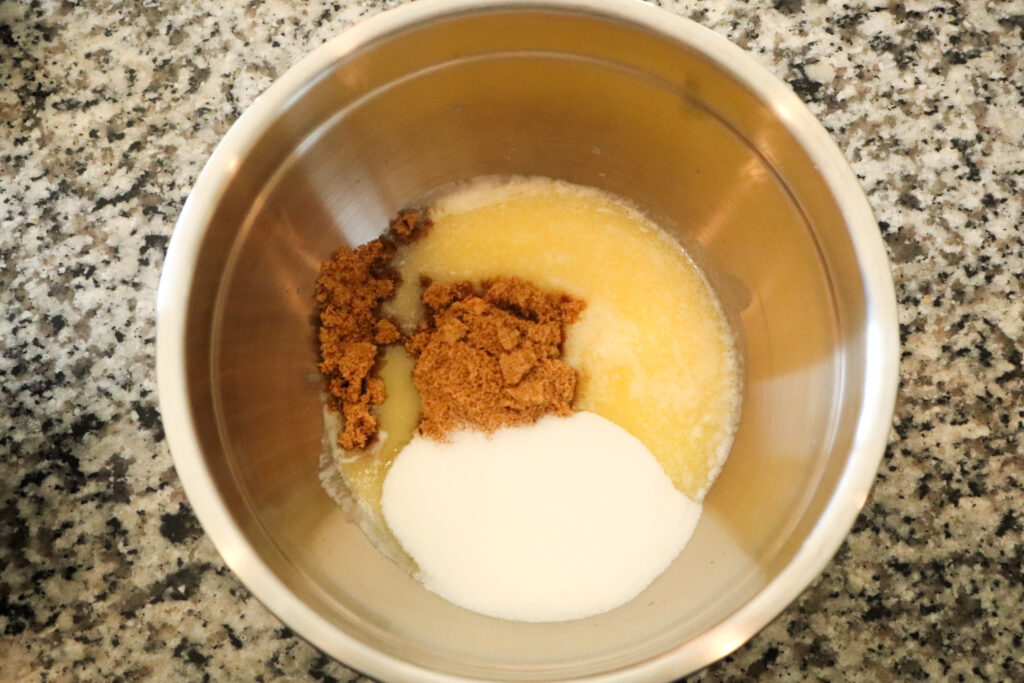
[323,176,741,547]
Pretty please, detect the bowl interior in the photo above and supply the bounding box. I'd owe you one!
[179,6,873,680]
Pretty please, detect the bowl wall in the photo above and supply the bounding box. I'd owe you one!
[160,2,897,680]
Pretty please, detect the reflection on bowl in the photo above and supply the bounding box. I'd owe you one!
[156,0,898,680]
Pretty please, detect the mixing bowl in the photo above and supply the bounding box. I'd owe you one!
[156,0,899,679]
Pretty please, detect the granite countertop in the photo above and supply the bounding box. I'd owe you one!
[3,0,1023,680]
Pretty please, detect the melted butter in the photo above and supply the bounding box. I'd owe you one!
[325,175,741,543]
[383,176,741,500]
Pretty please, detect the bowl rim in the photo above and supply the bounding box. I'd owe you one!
[156,0,900,680]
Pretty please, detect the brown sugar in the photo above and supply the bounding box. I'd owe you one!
[315,211,431,449]
[317,209,585,451]
[406,277,585,440]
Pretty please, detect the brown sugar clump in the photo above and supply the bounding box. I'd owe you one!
[316,211,432,449]
[316,209,584,450]
[405,277,585,440]
[389,210,431,243]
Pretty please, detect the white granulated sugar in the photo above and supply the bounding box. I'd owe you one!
[381,412,702,622]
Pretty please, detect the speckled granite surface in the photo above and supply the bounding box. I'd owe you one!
[2,0,1023,680]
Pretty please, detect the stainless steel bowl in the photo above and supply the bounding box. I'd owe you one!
[157,0,899,679]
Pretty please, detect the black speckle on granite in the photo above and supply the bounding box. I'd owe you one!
[148,563,210,604]
[2,0,1024,680]
[0,23,17,47]
[131,402,165,442]
[772,0,801,16]
[173,638,211,668]
[159,504,204,544]
[224,624,244,650]
[786,64,824,103]
[140,233,169,258]
[0,590,35,637]
[999,15,1024,39]
[742,645,780,677]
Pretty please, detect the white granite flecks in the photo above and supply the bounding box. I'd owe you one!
[2,0,1023,680]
